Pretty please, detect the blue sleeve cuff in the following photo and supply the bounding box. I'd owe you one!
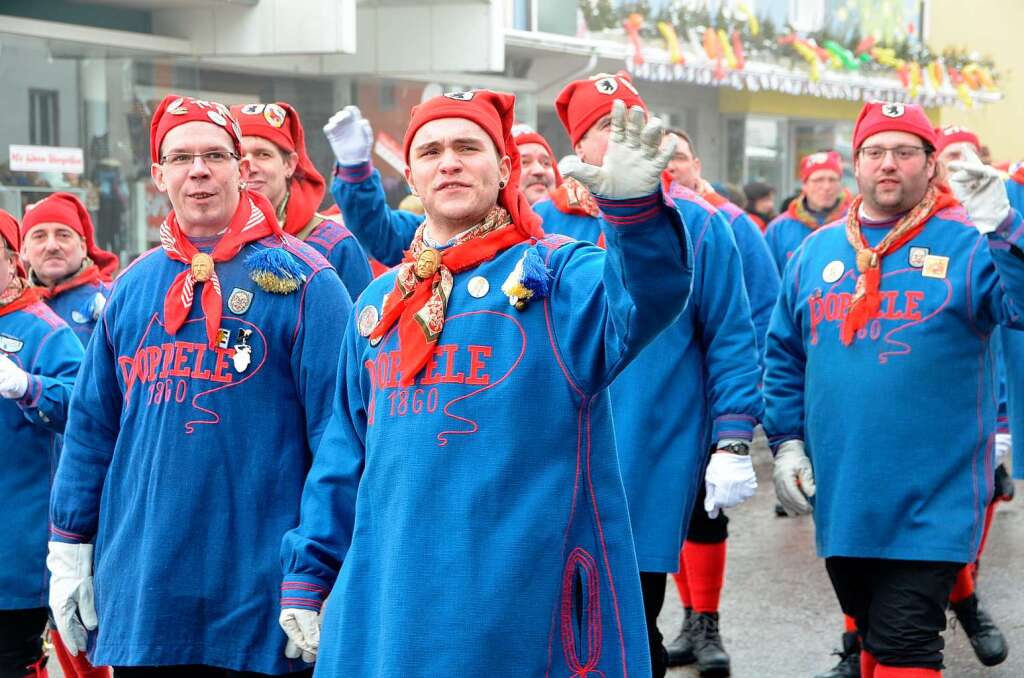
[767,433,802,456]
[334,161,374,184]
[281,575,329,612]
[17,374,42,409]
[50,524,91,544]
[592,191,664,227]
[712,415,757,442]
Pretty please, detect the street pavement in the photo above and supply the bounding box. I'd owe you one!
[661,435,1023,677]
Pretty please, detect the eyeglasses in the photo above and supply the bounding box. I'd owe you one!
[160,151,239,167]
[858,146,927,162]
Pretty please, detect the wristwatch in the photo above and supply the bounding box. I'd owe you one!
[716,441,750,456]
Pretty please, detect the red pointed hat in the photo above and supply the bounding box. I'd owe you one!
[852,101,936,151]
[935,125,981,154]
[0,210,26,277]
[230,101,326,235]
[150,94,243,164]
[555,71,647,147]
[800,150,843,182]
[21,192,119,281]
[402,89,543,239]
[511,123,562,186]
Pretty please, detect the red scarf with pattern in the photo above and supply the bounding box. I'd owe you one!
[370,207,533,385]
[840,184,958,345]
[33,260,105,299]
[160,191,281,347]
[550,177,600,218]
[0,277,42,318]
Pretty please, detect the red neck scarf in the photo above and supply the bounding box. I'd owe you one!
[1011,163,1024,186]
[840,184,958,345]
[32,260,104,299]
[550,177,600,218]
[787,189,852,230]
[371,206,536,385]
[160,191,281,347]
[0,277,42,318]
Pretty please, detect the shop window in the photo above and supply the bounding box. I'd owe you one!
[29,88,59,146]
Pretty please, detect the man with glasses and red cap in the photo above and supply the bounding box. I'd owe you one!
[766,100,1024,678]
[278,89,692,677]
[324,107,562,267]
[765,150,853,273]
[534,72,763,678]
[230,102,372,299]
[0,210,83,678]
[47,95,351,677]
[20,192,119,344]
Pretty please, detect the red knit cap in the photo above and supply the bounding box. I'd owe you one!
[555,71,647,147]
[21,192,119,281]
[511,123,562,186]
[403,90,543,240]
[935,125,980,154]
[230,102,326,235]
[800,150,843,183]
[852,101,936,152]
[0,210,26,278]
[150,94,242,164]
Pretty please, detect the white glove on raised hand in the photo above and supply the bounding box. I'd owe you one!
[280,608,320,663]
[703,442,758,518]
[0,353,28,399]
[948,147,1010,234]
[559,99,676,200]
[995,432,1012,465]
[772,440,816,516]
[324,105,374,166]
[47,542,97,656]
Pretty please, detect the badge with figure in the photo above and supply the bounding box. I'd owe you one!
[0,334,23,353]
[232,328,253,373]
[921,254,949,279]
[228,288,254,315]
[358,305,379,338]
[909,246,929,268]
[822,260,845,284]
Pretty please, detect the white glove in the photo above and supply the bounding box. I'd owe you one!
[47,542,97,656]
[0,353,29,399]
[995,432,1012,465]
[559,99,676,200]
[280,608,320,663]
[772,439,816,516]
[323,105,374,166]
[948,147,1010,234]
[703,442,758,518]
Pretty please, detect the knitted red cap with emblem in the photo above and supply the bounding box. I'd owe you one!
[555,71,647,148]
[230,102,326,235]
[150,94,242,164]
[852,101,936,152]
[800,150,843,183]
[402,90,542,240]
[20,192,119,281]
[935,125,981,154]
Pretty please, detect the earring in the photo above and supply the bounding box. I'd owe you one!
[239,181,248,191]
[498,180,507,189]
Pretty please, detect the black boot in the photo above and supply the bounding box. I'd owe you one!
[690,611,730,676]
[995,463,1015,501]
[952,594,1009,666]
[665,607,695,667]
[814,631,861,678]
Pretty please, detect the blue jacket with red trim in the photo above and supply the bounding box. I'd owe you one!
[534,189,762,573]
[301,215,373,300]
[764,205,1024,562]
[331,162,423,267]
[1,300,82,609]
[49,234,351,673]
[280,191,693,677]
[999,176,1024,479]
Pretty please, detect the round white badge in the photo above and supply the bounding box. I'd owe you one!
[822,260,845,284]
[467,276,490,298]
[241,103,264,115]
[207,110,227,126]
[358,305,379,338]
[594,77,619,95]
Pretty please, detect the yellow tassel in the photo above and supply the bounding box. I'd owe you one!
[251,271,300,294]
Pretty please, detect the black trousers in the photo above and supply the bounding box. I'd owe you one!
[686,475,729,544]
[825,556,961,669]
[639,571,668,678]
[114,667,312,677]
[0,607,47,678]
